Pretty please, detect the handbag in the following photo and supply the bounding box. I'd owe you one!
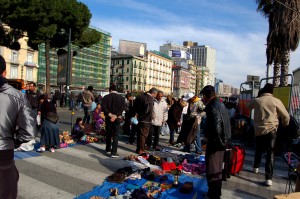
[45,111,59,124]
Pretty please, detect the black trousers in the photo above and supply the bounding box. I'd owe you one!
[146,125,161,148]
[105,118,121,155]
[206,150,225,199]
[129,124,138,144]
[254,130,277,180]
[136,122,151,152]
[0,150,19,199]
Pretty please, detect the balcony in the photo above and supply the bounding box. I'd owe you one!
[138,81,142,85]
[133,80,137,84]
[11,59,19,64]
[133,65,137,68]
[24,62,37,67]
[138,74,142,77]
[139,65,142,69]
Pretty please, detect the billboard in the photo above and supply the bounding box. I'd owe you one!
[168,50,192,60]
[57,53,72,85]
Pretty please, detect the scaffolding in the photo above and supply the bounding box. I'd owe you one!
[38,28,112,91]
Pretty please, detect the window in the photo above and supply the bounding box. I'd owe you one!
[126,77,129,81]
[116,69,118,73]
[127,60,130,64]
[26,68,33,81]
[127,68,129,72]
[126,85,128,89]
[122,60,124,65]
[10,65,18,78]
[11,51,18,63]
[27,52,34,63]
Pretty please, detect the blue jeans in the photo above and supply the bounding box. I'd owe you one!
[83,106,90,124]
[195,124,202,153]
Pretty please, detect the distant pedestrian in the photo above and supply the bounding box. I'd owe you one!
[102,84,126,158]
[37,94,60,153]
[69,91,76,110]
[26,82,42,117]
[82,86,95,124]
[201,85,231,199]
[167,99,187,145]
[146,90,168,151]
[77,92,83,111]
[134,88,157,154]
[0,55,36,199]
[248,83,289,186]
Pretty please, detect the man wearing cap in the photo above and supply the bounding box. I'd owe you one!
[201,85,231,199]
[182,92,205,154]
[248,83,289,186]
[0,55,36,198]
[134,87,157,154]
[82,85,95,124]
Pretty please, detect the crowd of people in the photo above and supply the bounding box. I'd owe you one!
[0,52,296,199]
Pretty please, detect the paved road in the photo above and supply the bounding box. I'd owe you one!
[15,108,293,199]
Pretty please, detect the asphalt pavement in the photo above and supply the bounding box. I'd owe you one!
[15,107,294,199]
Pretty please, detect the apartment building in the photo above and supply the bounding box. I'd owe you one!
[110,54,147,93]
[172,65,192,98]
[146,51,173,94]
[0,37,39,84]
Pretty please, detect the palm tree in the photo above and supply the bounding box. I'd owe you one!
[257,0,300,86]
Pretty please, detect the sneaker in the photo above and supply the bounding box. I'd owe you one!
[106,151,111,156]
[253,167,259,174]
[49,147,55,153]
[265,179,272,186]
[37,147,46,152]
[111,154,120,158]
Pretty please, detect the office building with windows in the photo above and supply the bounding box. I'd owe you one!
[184,42,216,89]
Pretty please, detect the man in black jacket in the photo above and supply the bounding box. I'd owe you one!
[133,88,157,154]
[102,84,126,158]
[0,55,36,199]
[201,85,231,199]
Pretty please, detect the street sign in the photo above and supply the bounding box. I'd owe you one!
[247,75,260,82]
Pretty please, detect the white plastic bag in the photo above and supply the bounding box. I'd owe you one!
[36,115,41,125]
[161,123,170,136]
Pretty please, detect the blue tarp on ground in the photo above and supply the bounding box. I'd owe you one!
[75,174,208,199]
[14,151,41,160]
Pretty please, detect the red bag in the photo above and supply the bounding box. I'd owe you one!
[230,145,245,175]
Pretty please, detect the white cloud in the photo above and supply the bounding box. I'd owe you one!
[91,9,300,88]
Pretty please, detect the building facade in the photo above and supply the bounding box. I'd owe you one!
[146,51,173,94]
[38,27,112,91]
[111,54,147,93]
[172,65,192,98]
[184,42,216,86]
[0,37,39,84]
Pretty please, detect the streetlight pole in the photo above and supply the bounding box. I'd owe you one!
[65,28,71,107]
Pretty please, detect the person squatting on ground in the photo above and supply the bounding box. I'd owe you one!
[167,99,187,145]
[93,103,104,133]
[37,94,60,152]
[0,55,36,199]
[248,83,289,186]
[82,86,95,124]
[146,90,168,151]
[101,84,126,158]
[201,85,231,199]
[134,88,157,154]
[182,92,205,153]
[72,118,86,141]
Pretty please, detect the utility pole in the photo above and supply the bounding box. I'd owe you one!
[65,28,71,107]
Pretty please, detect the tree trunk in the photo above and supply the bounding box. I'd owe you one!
[45,40,51,95]
[273,62,280,87]
[280,50,290,86]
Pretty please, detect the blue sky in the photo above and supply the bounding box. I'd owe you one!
[81,0,300,88]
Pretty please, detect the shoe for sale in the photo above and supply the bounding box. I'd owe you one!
[111,154,120,158]
[253,167,259,174]
[49,147,55,153]
[265,179,272,186]
[37,147,46,152]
